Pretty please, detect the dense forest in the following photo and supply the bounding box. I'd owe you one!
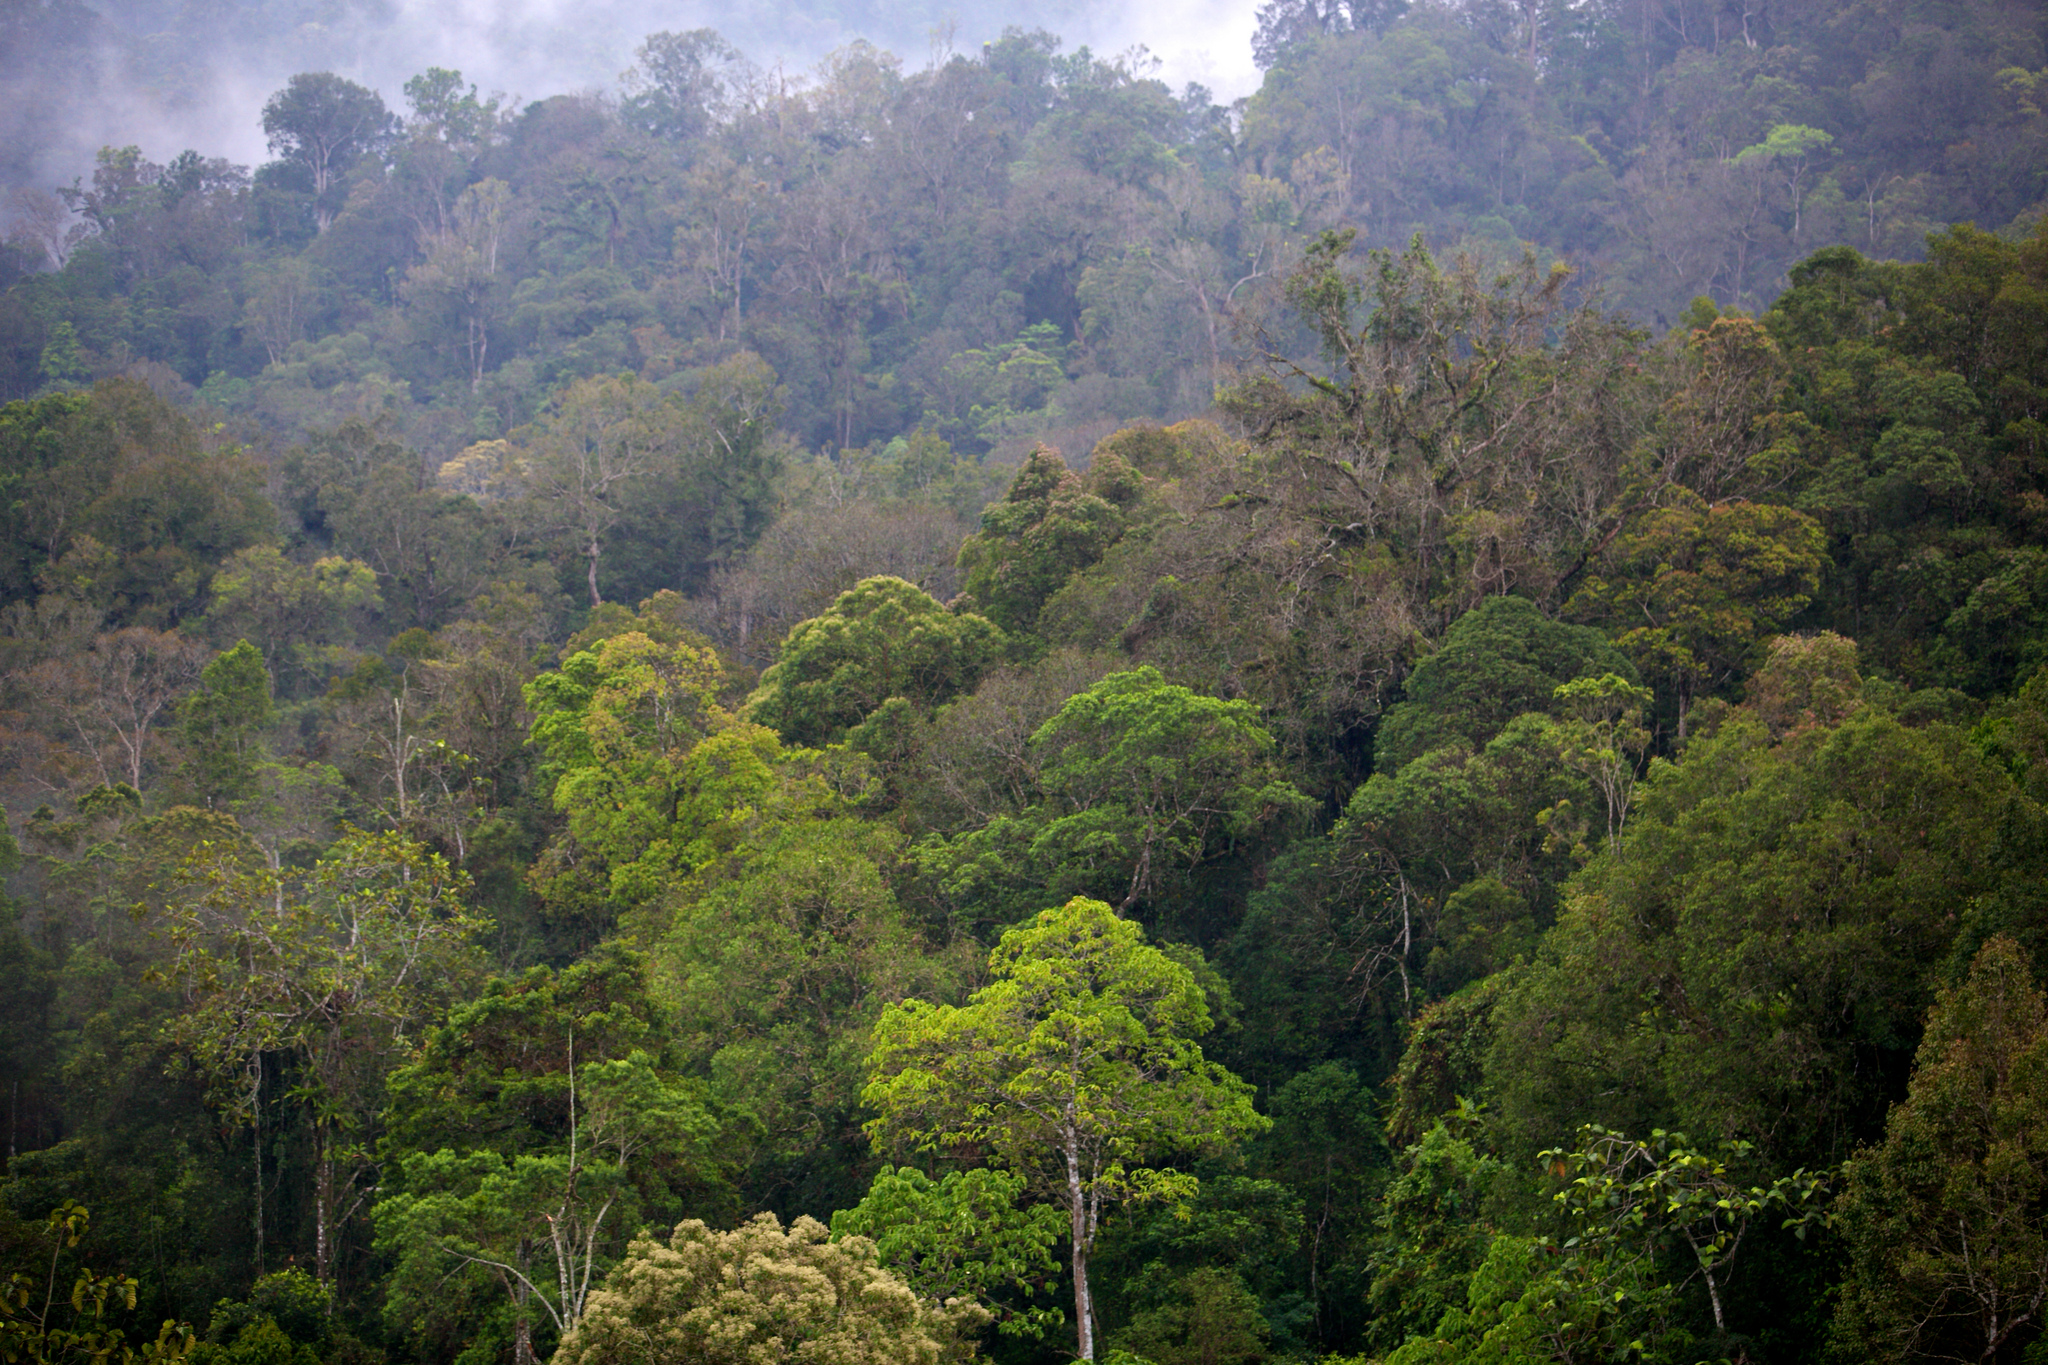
[4,0,2048,1362]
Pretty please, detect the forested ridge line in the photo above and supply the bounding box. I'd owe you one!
[1,0,2043,453]
[4,1,2048,1363]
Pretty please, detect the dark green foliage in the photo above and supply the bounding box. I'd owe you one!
[748,577,1006,748]
[177,642,275,807]
[1830,936,2048,1365]
[1373,596,1635,774]
[1485,702,2034,1168]
[0,381,272,625]
[956,450,1131,637]
[2,15,2046,1361]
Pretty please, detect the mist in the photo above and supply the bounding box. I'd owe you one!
[1,0,1261,199]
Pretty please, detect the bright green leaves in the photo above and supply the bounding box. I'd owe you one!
[864,896,1268,1360]
[830,1166,1064,1339]
[747,576,1005,748]
[1026,667,1310,911]
[523,628,729,933]
[864,896,1262,1182]
[1540,1125,1828,1334]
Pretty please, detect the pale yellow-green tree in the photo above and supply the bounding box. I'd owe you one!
[552,1214,984,1365]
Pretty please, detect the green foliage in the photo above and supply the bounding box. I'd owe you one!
[656,810,970,1213]
[1566,492,1827,727]
[1109,1266,1268,1365]
[1484,703,2028,1168]
[1374,596,1635,775]
[0,381,272,624]
[864,895,1269,1360]
[377,948,715,1363]
[176,643,274,807]
[202,548,381,700]
[928,666,1312,922]
[552,1214,984,1365]
[1093,1175,1309,1359]
[1541,1124,1829,1335]
[957,448,1132,636]
[163,826,492,1285]
[1831,936,2048,1364]
[829,1166,1064,1339]
[1366,1121,1509,1352]
[747,576,1006,747]
[522,628,729,931]
[0,1203,195,1365]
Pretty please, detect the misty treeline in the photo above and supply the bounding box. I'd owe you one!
[2,0,2045,451]
[4,2,2048,1365]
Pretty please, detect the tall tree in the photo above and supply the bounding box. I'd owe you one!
[517,376,680,606]
[864,896,1269,1360]
[163,828,490,1289]
[260,74,397,233]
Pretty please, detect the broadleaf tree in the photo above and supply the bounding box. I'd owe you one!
[862,896,1269,1360]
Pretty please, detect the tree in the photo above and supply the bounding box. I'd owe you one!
[747,576,1005,748]
[1565,492,1826,735]
[517,376,681,606]
[260,74,396,233]
[201,548,381,700]
[26,628,206,792]
[162,828,490,1288]
[928,667,1312,925]
[1831,936,2048,1364]
[1541,1124,1828,1336]
[0,1203,195,1365]
[1371,594,1637,774]
[1550,673,1652,851]
[863,896,1269,1360]
[177,641,274,808]
[955,448,1130,636]
[376,948,712,1363]
[620,30,747,143]
[552,1214,982,1365]
[402,178,513,388]
[657,812,972,1213]
[522,628,729,932]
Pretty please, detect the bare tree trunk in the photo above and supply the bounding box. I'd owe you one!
[252,1054,265,1277]
[1067,1132,1094,1360]
[315,1122,332,1288]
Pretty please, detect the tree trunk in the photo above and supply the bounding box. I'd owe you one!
[252,1053,265,1276]
[513,1277,534,1365]
[1067,1133,1094,1360]
[315,1120,332,1287]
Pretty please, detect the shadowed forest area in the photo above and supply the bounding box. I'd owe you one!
[4,0,2048,1363]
